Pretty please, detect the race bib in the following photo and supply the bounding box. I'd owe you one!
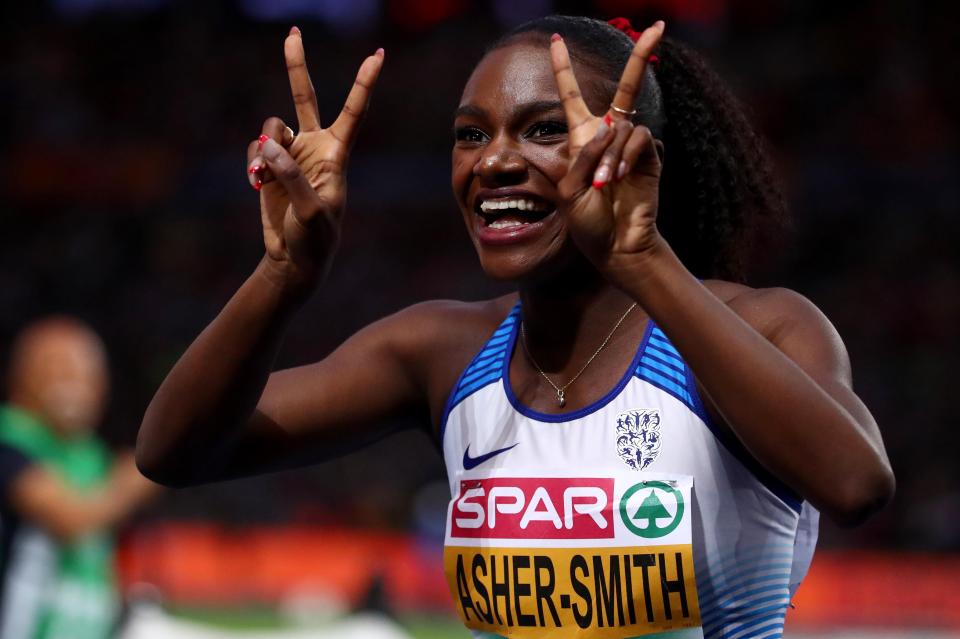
[444,472,701,638]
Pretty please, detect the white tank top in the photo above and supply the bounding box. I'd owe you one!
[441,303,818,639]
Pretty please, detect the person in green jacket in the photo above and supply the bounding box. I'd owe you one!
[0,317,159,639]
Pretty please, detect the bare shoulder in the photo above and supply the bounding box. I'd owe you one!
[704,279,851,380]
[705,280,834,335]
[372,295,518,428]
[379,295,517,358]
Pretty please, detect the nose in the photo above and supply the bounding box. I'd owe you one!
[475,136,528,186]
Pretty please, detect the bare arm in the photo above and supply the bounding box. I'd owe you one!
[136,31,403,486]
[548,26,894,525]
[136,273,433,486]
[10,452,160,543]
[616,248,894,525]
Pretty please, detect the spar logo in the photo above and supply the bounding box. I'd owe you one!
[619,480,684,538]
[451,478,614,539]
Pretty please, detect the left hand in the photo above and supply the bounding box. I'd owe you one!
[550,22,665,273]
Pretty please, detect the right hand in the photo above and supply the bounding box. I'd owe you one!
[247,28,384,297]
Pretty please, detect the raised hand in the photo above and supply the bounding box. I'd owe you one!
[549,22,665,275]
[247,28,383,297]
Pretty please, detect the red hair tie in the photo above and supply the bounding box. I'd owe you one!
[608,17,640,42]
[608,17,660,67]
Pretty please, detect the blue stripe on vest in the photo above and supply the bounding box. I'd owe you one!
[642,348,687,374]
[637,366,694,407]
[639,355,687,385]
[637,322,804,515]
[440,305,520,439]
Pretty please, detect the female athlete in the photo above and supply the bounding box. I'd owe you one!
[137,15,895,639]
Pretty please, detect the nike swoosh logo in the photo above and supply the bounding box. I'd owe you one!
[463,443,518,470]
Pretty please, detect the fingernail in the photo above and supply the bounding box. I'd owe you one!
[595,121,609,139]
[258,134,269,150]
[375,47,384,57]
[616,160,629,180]
[592,179,606,190]
[656,20,665,30]
[262,137,282,160]
[290,26,301,36]
[252,179,262,191]
[551,33,562,42]
[248,164,263,174]
[603,113,613,127]
[594,164,611,186]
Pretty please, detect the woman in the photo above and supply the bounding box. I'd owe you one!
[137,15,894,639]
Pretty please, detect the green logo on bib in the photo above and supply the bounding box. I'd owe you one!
[620,480,684,538]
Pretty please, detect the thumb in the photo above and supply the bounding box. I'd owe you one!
[260,138,323,223]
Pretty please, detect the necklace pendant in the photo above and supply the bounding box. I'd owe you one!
[557,389,566,408]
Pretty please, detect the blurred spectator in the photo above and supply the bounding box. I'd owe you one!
[0,317,160,639]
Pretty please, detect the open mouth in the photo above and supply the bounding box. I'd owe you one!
[475,195,556,229]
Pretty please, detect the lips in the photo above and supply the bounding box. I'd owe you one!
[472,190,557,246]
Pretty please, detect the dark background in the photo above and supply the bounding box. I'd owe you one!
[1,0,957,551]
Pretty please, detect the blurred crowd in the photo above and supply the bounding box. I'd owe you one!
[1,0,957,552]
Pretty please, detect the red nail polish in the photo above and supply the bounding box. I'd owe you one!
[603,113,613,126]
[253,180,262,191]
[592,180,606,189]
[258,135,269,149]
[248,165,262,174]
[551,33,562,42]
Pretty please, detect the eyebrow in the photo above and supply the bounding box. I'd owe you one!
[453,100,565,122]
[453,104,487,120]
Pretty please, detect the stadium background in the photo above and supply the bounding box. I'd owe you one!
[1,0,957,636]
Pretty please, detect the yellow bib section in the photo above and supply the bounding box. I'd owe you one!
[445,544,700,638]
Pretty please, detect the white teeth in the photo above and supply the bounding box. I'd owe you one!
[479,198,548,213]
[489,218,527,229]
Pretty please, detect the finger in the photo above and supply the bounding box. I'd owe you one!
[619,125,661,181]
[564,119,616,193]
[247,117,295,190]
[260,138,323,224]
[592,120,632,188]
[246,139,262,190]
[329,48,384,149]
[610,20,665,118]
[285,27,322,132]
[549,34,594,142]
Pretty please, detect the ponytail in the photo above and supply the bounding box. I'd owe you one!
[654,36,787,281]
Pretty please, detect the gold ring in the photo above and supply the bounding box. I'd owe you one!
[609,104,637,116]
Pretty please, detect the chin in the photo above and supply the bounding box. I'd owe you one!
[474,242,582,285]
[46,406,100,438]
[477,254,538,282]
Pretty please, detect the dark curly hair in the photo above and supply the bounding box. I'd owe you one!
[487,16,787,282]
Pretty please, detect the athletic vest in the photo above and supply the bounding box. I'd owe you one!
[441,304,818,639]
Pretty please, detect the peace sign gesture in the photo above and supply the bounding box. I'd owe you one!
[247,28,384,297]
[549,21,666,275]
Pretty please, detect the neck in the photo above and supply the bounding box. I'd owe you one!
[8,391,41,420]
[517,263,642,372]
[7,392,65,439]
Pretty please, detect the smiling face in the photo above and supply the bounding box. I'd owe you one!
[8,319,109,439]
[452,40,613,282]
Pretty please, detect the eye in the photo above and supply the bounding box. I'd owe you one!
[455,126,488,144]
[525,120,568,140]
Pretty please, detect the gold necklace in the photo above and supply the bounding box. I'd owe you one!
[519,302,638,408]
